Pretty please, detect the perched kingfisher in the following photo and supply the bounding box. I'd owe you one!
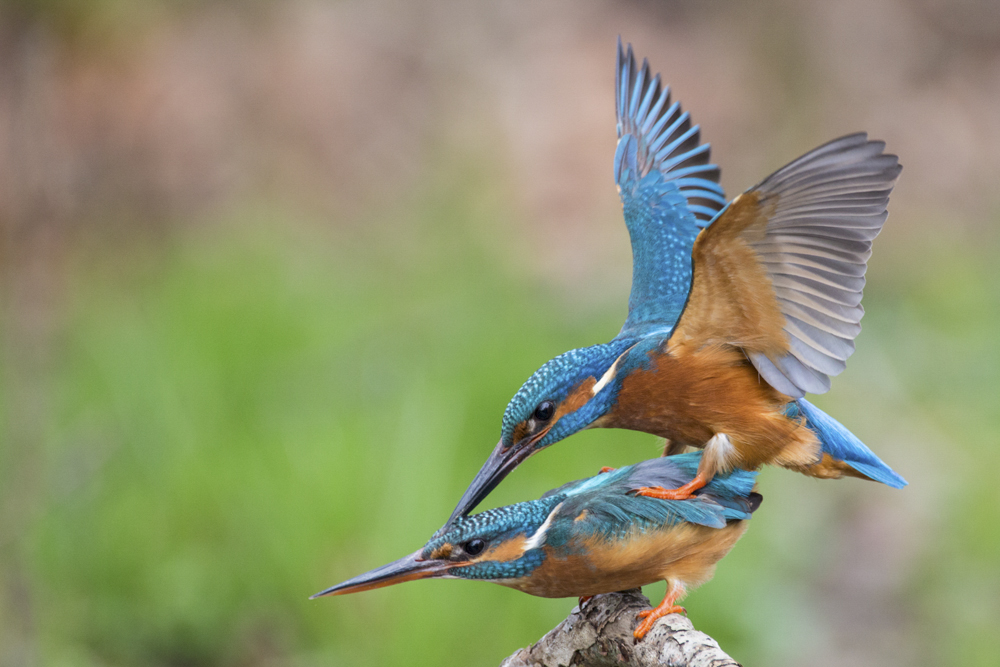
[448,40,906,523]
[314,452,761,640]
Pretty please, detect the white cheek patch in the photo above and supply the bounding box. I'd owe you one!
[591,343,639,396]
[591,360,619,395]
[523,502,563,551]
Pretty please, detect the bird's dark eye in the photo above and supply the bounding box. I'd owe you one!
[533,401,555,422]
[464,539,485,556]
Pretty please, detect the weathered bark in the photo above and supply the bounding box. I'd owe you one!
[499,590,739,667]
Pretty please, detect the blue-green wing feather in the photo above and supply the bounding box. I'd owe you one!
[544,453,759,542]
[614,40,726,339]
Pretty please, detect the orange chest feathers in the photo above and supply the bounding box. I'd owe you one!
[504,521,749,599]
[600,346,815,468]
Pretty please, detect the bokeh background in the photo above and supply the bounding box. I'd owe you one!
[2,0,999,665]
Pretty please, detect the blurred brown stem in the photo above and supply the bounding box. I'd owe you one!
[499,589,740,667]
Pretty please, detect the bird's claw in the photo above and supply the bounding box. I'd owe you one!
[633,605,686,640]
[598,466,616,474]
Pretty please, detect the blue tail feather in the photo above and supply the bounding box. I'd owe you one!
[787,398,907,489]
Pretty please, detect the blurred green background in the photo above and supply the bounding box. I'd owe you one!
[2,0,999,665]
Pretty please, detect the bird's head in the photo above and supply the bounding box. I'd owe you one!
[447,338,645,524]
[311,497,564,597]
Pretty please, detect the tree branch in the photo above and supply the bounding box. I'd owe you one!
[499,590,740,667]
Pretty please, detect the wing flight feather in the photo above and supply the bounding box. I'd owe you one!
[614,39,726,337]
[668,133,901,398]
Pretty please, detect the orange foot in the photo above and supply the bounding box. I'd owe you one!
[634,604,686,640]
[598,466,616,474]
[631,472,710,501]
[578,595,593,608]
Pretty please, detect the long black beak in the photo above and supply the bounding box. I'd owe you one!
[446,437,534,525]
[310,551,449,598]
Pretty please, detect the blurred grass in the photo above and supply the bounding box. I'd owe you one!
[18,167,666,666]
[0,0,265,43]
[1,5,998,650]
[12,155,999,665]
[1,0,999,663]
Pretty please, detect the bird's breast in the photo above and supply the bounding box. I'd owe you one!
[604,346,794,451]
[503,521,748,598]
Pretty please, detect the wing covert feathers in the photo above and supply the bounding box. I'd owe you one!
[670,133,901,398]
[555,454,760,539]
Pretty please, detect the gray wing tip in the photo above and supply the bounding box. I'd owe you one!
[756,134,903,206]
[742,133,903,398]
[772,133,901,176]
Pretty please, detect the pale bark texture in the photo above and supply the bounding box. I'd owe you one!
[499,589,740,667]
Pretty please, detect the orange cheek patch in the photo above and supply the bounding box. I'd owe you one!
[553,377,597,421]
[512,377,598,448]
[481,536,528,563]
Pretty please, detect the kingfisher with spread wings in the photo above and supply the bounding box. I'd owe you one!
[448,40,906,523]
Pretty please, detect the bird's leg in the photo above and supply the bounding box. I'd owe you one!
[634,580,687,640]
[632,433,732,500]
[598,466,616,474]
[578,595,593,608]
[631,472,709,501]
[662,438,687,457]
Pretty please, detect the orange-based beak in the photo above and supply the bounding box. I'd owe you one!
[310,551,451,599]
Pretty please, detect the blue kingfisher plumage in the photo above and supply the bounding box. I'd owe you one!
[314,452,761,640]
[447,39,906,523]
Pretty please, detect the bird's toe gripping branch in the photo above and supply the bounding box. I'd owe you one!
[634,605,687,639]
[633,581,688,640]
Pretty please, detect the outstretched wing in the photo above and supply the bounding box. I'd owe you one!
[614,39,727,339]
[668,134,901,398]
